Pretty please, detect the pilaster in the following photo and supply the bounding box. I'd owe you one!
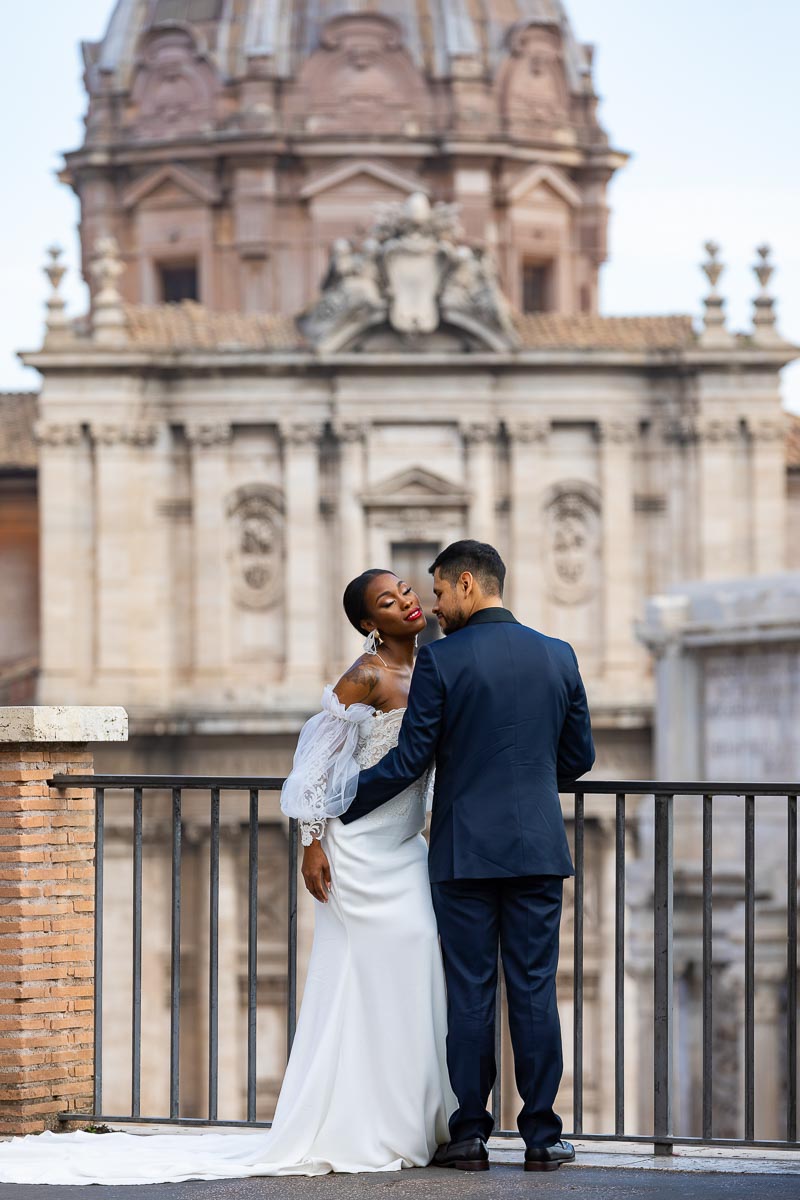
[186,423,233,693]
[748,417,787,574]
[91,422,163,700]
[507,420,549,627]
[597,419,639,679]
[334,422,368,665]
[461,421,497,546]
[696,416,742,580]
[280,422,324,687]
[34,422,93,703]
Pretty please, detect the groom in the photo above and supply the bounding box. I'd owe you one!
[340,540,594,1172]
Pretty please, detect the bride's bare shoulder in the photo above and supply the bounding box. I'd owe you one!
[334,655,381,707]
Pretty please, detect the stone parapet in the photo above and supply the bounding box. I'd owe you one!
[0,707,127,1134]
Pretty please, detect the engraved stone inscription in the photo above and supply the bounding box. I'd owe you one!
[702,646,800,779]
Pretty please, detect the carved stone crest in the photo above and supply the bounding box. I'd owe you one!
[499,22,569,132]
[130,27,219,141]
[383,221,440,334]
[226,485,283,610]
[543,482,600,605]
[299,192,518,353]
[286,15,430,137]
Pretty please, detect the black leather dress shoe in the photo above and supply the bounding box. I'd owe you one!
[524,1139,576,1171]
[431,1137,490,1171]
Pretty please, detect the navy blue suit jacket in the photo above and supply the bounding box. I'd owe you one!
[339,608,595,882]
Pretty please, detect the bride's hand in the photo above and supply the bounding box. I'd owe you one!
[302,840,332,903]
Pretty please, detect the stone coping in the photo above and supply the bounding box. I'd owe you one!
[0,705,128,743]
[641,572,800,646]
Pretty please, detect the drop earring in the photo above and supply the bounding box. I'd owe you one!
[363,630,381,656]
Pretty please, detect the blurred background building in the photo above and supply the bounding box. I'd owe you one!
[0,0,798,1137]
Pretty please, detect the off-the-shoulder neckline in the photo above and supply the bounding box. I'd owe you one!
[373,706,407,719]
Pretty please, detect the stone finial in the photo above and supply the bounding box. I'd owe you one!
[699,240,734,347]
[750,244,781,344]
[90,235,127,346]
[43,245,70,347]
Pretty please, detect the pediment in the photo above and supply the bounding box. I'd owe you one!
[361,466,469,509]
[507,164,580,208]
[122,164,221,211]
[300,161,423,202]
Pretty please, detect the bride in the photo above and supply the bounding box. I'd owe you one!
[0,571,455,1185]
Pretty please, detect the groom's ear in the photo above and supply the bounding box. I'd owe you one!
[459,571,475,596]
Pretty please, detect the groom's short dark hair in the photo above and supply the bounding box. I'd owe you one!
[429,540,506,597]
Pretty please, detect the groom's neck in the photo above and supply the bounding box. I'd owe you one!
[467,595,505,617]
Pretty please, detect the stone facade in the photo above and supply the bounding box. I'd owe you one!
[23,242,797,744]
[4,0,799,1135]
[638,579,800,1139]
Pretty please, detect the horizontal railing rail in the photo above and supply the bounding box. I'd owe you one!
[49,774,799,1153]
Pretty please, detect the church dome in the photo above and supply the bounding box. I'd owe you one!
[71,1,622,322]
[88,0,593,86]
[82,0,603,147]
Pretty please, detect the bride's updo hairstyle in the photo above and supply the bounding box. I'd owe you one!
[343,569,394,636]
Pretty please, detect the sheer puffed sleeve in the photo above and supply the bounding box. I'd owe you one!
[280,685,375,845]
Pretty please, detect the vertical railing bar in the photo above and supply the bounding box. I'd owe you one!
[788,794,798,1144]
[573,790,584,1136]
[131,786,143,1118]
[744,794,755,1142]
[615,793,626,1136]
[702,793,713,1140]
[653,792,674,1155]
[208,787,220,1122]
[492,957,503,1128]
[169,787,182,1119]
[93,787,104,1117]
[287,818,299,1056]
[246,789,259,1123]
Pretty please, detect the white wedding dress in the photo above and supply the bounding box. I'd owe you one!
[0,706,455,1185]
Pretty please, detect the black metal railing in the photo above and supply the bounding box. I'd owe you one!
[50,774,799,1152]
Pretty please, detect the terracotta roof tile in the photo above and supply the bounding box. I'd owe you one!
[125,303,302,351]
[125,303,700,354]
[787,413,800,469]
[0,393,38,470]
[513,313,696,351]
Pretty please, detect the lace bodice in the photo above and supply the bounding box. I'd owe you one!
[355,708,406,769]
[352,708,432,833]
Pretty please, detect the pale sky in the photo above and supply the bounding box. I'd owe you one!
[2,0,798,413]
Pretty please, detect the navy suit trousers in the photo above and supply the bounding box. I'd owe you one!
[431,874,564,1149]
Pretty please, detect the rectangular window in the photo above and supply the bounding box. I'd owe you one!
[158,262,199,304]
[521,261,552,313]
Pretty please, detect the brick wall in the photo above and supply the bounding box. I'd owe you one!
[0,745,95,1134]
